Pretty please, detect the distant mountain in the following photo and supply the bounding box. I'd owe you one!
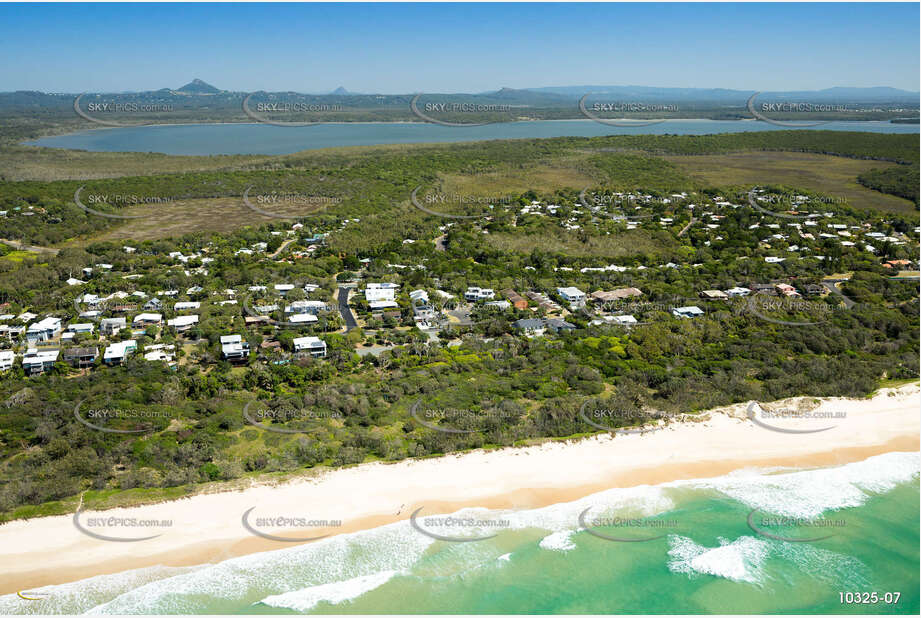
[331,86,350,95]
[526,85,920,103]
[175,79,221,94]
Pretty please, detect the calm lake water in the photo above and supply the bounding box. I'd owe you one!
[26,120,920,156]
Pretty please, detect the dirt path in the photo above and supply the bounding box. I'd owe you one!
[0,238,60,256]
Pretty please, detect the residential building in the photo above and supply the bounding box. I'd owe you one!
[285,300,328,315]
[293,336,327,358]
[513,318,546,336]
[500,289,529,310]
[63,347,98,368]
[26,317,62,343]
[66,323,95,335]
[167,314,200,332]
[288,313,319,324]
[103,340,137,366]
[545,318,577,333]
[220,335,250,362]
[557,287,586,306]
[465,287,495,302]
[100,317,127,336]
[725,287,752,297]
[699,290,729,300]
[775,283,800,297]
[365,283,399,303]
[22,348,59,375]
[590,288,643,303]
[132,313,162,327]
[672,306,705,318]
[0,350,14,372]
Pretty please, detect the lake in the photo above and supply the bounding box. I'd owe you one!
[26,119,919,156]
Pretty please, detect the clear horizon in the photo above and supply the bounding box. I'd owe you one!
[0,2,918,93]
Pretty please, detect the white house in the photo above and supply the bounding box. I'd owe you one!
[287,313,319,324]
[104,340,137,365]
[66,323,95,335]
[365,283,399,303]
[293,336,327,358]
[285,300,328,315]
[133,313,162,326]
[100,317,127,336]
[464,287,495,302]
[26,317,62,343]
[167,314,199,332]
[22,348,59,375]
[725,287,752,297]
[220,335,250,362]
[557,287,586,306]
[173,301,201,311]
[0,350,14,372]
[672,306,705,319]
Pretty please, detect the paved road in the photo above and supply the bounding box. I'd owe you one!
[267,238,295,259]
[677,217,698,237]
[337,287,358,330]
[821,280,856,309]
[0,238,60,256]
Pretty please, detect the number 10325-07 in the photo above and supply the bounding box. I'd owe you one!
[839,592,901,605]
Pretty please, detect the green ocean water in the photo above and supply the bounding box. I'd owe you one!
[2,452,918,615]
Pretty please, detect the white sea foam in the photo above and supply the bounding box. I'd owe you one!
[685,451,920,519]
[84,520,434,614]
[539,530,576,551]
[15,451,917,613]
[258,570,398,612]
[667,535,770,584]
[0,565,198,616]
[497,553,512,561]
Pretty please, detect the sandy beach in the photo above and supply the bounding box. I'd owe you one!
[2,383,918,594]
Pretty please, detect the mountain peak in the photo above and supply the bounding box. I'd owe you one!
[176,78,220,94]
[331,86,350,95]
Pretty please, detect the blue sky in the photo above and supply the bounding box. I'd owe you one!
[1,2,918,93]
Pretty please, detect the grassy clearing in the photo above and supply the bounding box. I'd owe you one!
[75,195,330,243]
[663,151,917,215]
[438,157,599,197]
[485,227,677,259]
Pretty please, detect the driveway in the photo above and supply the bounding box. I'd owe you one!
[337,287,358,330]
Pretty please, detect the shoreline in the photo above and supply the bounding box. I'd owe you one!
[2,383,918,594]
[21,117,915,154]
